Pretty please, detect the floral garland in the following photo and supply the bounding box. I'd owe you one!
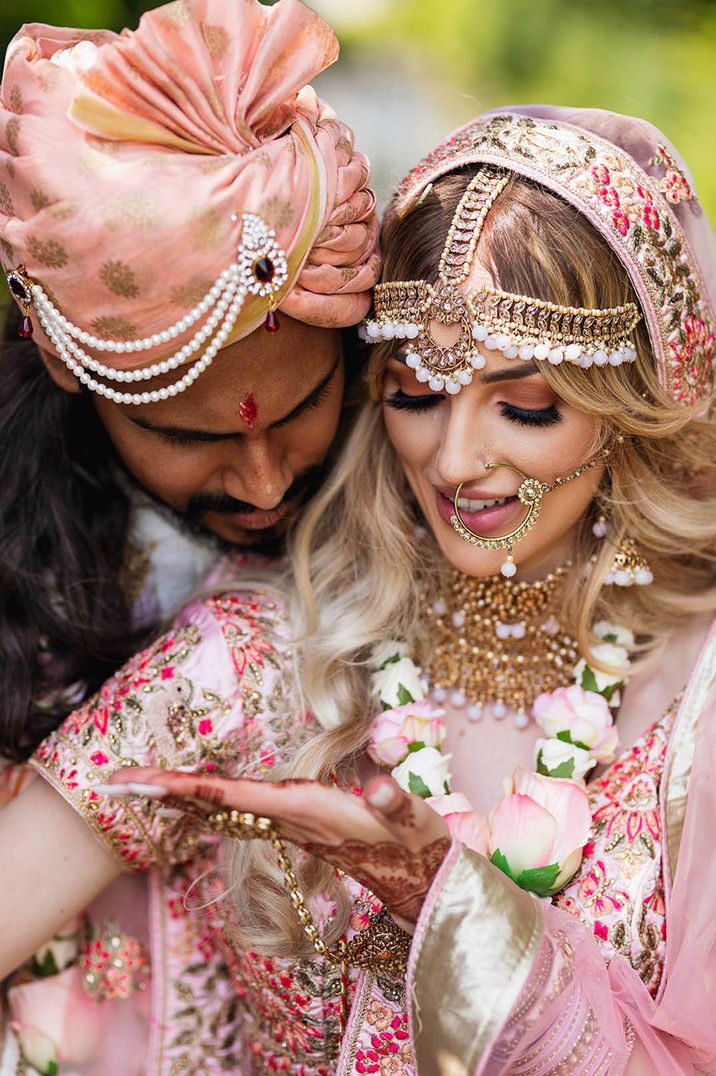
[368,622,632,898]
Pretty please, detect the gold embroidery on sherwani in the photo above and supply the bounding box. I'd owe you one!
[664,626,716,880]
[410,848,543,1076]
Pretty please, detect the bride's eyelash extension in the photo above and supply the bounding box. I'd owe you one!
[499,402,561,428]
[384,389,441,412]
[384,390,561,429]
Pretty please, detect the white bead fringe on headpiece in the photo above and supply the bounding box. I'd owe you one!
[5,214,288,406]
[361,166,642,394]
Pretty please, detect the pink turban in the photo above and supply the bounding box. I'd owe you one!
[0,0,380,371]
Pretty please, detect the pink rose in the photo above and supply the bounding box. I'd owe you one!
[427,795,488,854]
[368,702,445,767]
[368,710,410,766]
[533,685,618,763]
[488,768,592,895]
[9,966,109,1072]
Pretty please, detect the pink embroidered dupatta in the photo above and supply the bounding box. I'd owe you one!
[407,624,716,1074]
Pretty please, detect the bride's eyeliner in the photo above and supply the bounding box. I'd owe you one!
[385,389,561,428]
[499,401,561,427]
[384,388,440,412]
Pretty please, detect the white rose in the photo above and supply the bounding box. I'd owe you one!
[50,40,100,74]
[535,737,596,781]
[574,640,628,694]
[371,640,410,670]
[391,746,452,798]
[372,656,426,707]
[593,621,635,647]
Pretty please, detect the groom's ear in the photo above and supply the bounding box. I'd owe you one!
[37,345,83,394]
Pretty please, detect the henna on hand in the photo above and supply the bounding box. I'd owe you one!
[302,836,451,923]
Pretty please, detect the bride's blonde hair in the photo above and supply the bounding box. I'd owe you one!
[223,169,716,957]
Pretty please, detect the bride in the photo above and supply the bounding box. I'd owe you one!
[3,107,715,1074]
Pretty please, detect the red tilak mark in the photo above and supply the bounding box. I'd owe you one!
[239,392,258,429]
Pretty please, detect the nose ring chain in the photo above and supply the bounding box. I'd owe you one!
[451,450,607,577]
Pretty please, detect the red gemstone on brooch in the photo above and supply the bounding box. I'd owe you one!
[264,309,279,333]
[18,315,33,339]
[254,257,275,283]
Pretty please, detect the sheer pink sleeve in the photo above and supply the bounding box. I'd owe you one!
[407,663,716,1074]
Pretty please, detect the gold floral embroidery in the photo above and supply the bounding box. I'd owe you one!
[0,179,13,215]
[26,235,68,269]
[5,116,20,156]
[554,704,677,997]
[81,920,150,1001]
[90,315,138,341]
[99,259,141,299]
[201,24,230,60]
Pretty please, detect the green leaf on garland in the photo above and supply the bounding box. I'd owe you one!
[31,948,59,978]
[581,662,623,702]
[555,730,590,752]
[408,773,432,798]
[406,740,426,754]
[601,680,622,702]
[443,780,450,794]
[515,862,560,897]
[580,665,600,693]
[396,684,413,706]
[602,633,619,644]
[546,758,576,779]
[490,848,517,883]
[380,653,402,668]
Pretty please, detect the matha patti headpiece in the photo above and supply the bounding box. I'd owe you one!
[366,108,715,408]
[362,165,641,394]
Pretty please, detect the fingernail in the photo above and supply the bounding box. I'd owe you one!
[367,784,394,809]
[94,782,169,798]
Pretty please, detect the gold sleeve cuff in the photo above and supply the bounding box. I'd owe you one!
[409,846,543,1076]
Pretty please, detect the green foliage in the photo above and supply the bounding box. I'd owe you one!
[491,848,561,897]
[408,771,431,797]
[556,729,591,751]
[380,0,716,220]
[580,665,622,701]
[536,748,575,779]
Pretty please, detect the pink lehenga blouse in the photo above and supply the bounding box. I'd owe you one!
[26,590,716,1075]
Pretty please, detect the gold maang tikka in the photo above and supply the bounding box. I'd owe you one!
[361,165,641,391]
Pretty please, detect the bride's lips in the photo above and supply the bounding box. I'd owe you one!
[434,487,523,535]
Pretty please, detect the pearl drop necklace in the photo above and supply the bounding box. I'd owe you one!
[418,566,578,729]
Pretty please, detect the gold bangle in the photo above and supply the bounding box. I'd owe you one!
[204,809,276,840]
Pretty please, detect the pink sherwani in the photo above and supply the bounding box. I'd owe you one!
[25,592,716,1074]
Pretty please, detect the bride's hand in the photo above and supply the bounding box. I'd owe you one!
[104,768,451,925]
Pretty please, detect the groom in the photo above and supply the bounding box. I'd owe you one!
[0,0,379,763]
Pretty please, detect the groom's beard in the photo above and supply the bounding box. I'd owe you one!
[121,461,328,555]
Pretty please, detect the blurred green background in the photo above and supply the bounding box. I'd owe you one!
[1,0,715,215]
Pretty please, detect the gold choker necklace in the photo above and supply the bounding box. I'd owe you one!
[418,566,578,727]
